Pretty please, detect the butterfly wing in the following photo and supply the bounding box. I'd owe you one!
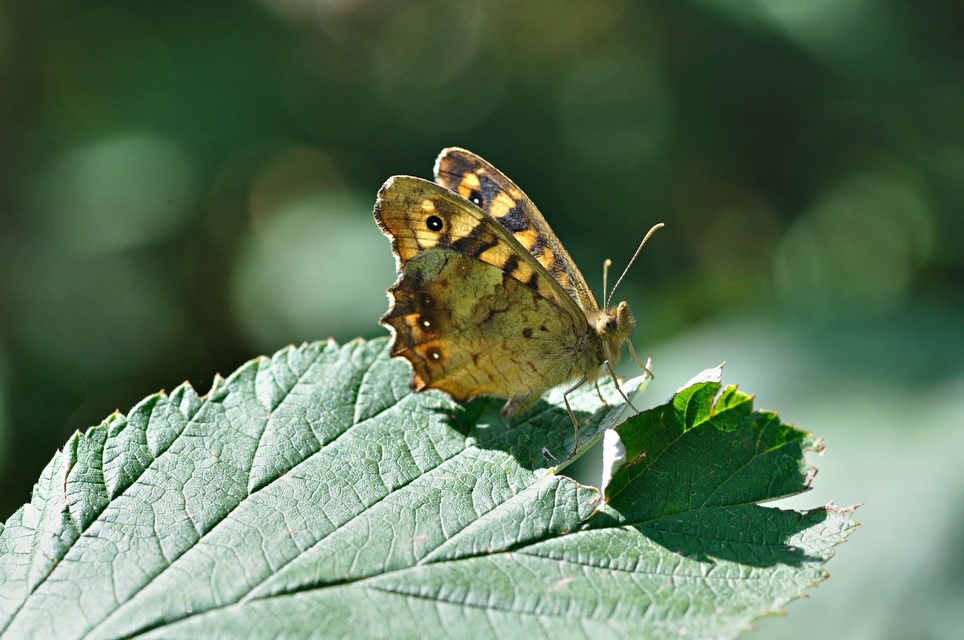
[374,176,601,405]
[434,147,600,313]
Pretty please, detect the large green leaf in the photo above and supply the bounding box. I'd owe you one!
[0,339,856,639]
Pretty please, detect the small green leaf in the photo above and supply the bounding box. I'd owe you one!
[600,365,817,516]
[0,339,857,639]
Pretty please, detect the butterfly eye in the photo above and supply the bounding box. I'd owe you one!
[468,190,483,207]
[426,215,444,231]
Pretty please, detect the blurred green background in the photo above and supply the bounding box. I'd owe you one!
[1,1,962,637]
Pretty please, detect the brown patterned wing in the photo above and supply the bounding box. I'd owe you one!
[375,176,577,312]
[434,147,600,312]
[374,176,599,406]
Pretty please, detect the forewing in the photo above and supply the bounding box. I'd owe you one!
[374,176,577,312]
[434,147,599,312]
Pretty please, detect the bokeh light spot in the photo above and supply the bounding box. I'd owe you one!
[775,169,933,314]
[372,0,506,133]
[31,132,199,254]
[231,192,395,349]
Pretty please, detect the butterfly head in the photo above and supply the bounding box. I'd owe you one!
[589,301,634,365]
[594,222,663,362]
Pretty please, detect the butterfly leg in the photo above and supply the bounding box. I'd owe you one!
[562,377,589,457]
[605,361,641,415]
[500,392,542,419]
[594,381,608,405]
[626,341,654,379]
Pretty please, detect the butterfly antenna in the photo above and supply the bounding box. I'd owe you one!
[601,258,613,308]
[606,222,664,309]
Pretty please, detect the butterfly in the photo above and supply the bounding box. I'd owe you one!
[374,147,661,450]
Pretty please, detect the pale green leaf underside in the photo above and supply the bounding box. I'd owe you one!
[0,338,857,639]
